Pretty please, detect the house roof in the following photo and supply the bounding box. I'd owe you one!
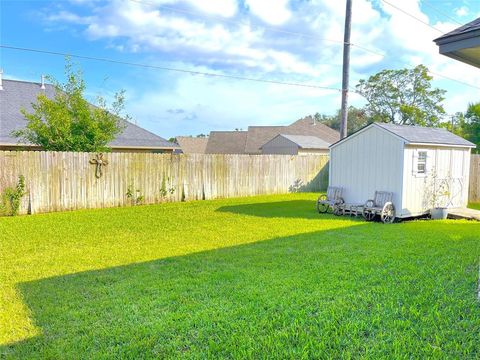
[244,126,286,154]
[244,116,340,154]
[0,79,177,149]
[175,136,208,154]
[434,17,480,42]
[205,131,248,154]
[332,123,475,149]
[262,134,331,149]
[434,17,480,68]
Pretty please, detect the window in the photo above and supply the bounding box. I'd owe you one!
[417,151,427,174]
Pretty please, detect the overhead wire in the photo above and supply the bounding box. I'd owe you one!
[2,0,480,92]
[128,0,386,57]
[0,45,343,92]
[380,0,444,33]
[421,0,463,26]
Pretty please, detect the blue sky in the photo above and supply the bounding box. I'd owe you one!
[1,0,480,138]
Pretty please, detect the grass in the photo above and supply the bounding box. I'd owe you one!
[1,193,479,359]
[469,202,480,210]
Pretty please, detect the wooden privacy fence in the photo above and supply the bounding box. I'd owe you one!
[0,151,330,214]
[470,154,480,203]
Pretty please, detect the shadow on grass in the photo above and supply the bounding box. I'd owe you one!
[216,200,336,219]
[2,222,479,358]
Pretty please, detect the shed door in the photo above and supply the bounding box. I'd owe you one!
[449,149,466,208]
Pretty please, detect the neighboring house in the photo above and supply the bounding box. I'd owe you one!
[434,17,480,68]
[329,123,475,219]
[176,136,208,154]
[260,134,330,155]
[205,131,248,154]
[0,78,178,153]
[204,116,339,154]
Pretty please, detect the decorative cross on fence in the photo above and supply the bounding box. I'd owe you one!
[89,153,109,178]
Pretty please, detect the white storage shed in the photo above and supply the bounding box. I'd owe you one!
[329,123,476,218]
[261,134,330,155]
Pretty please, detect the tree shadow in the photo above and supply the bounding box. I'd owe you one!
[288,163,329,193]
[216,199,364,222]
[2,222,479,358]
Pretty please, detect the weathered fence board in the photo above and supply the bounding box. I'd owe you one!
[0,151,329,214]
[470,154,480,203]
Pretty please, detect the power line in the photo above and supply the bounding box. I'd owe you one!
[128,0,385,57]
[381,0,444,33]
[3,43,480,92]
[130,0,478,90]
[421,0,463,26]
[428,70,480,90]
[0,44,343,91]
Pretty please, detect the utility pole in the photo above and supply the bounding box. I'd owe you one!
[340,0,352,139]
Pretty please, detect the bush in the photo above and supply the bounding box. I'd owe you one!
[1,175,26,216]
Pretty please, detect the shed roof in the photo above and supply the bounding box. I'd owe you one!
[262,134,330,149]
[331,123,475,149]
[176,136,208,154]
[205,131,248,154]
[376,123,476,147]
[0,79,177,149]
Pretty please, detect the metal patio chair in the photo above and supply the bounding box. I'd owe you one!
[362,191,395,223]
[317,186,344,214]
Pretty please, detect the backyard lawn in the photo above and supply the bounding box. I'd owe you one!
[1,193,479,358]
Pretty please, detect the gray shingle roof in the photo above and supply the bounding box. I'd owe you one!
[205,131,248,154]
[275,134,331,149]
[244,116,340,154]
[176,136,208,153]
[434,17,480,43]
[376,123,475,147]
[0,79,177,149]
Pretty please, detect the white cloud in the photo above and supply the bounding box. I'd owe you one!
[184,0,237,17]
[38,0,480,136]
[455,6,468,17]
[125,65,340,137]
[244,0,291,25]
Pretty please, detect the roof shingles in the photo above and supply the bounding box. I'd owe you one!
[176,136,208,154]
[0,79,176,149]
[205,131,248,154]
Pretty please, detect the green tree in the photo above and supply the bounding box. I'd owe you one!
[356,64,446,126]
[455,103,480,152]
[13,61,126,152]
[314,106,371,134]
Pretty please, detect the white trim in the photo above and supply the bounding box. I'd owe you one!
[406,142,475,149]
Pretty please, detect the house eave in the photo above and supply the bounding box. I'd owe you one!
[435,30,480,68]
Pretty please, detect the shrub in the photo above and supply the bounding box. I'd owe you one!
[1,175,26,216]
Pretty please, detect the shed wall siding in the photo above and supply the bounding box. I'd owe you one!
[329,126,404,207]
[402,145,471,215]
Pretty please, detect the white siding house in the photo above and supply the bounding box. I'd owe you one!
[261,134,330,155]
[329,123,475,218]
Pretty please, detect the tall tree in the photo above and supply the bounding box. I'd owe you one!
[314,106,370,134]
[14,60,126,152]
[455,103,480,152]
[355,64,446,126]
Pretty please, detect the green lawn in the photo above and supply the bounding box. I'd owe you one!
[469,202,480,210]
[1,193,479,359]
